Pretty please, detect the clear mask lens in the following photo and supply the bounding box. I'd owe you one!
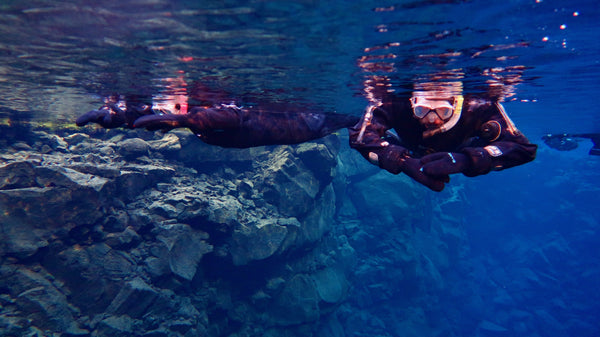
[413,105,454,120]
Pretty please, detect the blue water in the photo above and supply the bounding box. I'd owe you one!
[1,0,599,336]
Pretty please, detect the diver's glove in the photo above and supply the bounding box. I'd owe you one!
[401,157,448,192]
[376,145,447,191]
[376,145,409,174]
[76,106,126,129]
[420,152,470,176]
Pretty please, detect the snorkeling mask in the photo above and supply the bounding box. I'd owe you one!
[411,99,456,120]
[410,94,464,137]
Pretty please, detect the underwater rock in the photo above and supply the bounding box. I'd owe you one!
[106,278,158,318]
[312,267,348,304]
[270,274,320,326]
[147,133,182,153]
[229,220,288,266]
[0,218,47,259]
[11,141,32,151]
[93,315,134,337]
[260,148,320,217]
[0,162,110,258]
[117,137,150,159]
[0,130,355,336]
[0,265,87,334]
[299,184,335,243]
[295,141,337,185]
[63,132,90,146]
[0,315,36,337]
[153,223,213,280]
[44,243,136,314]
[0,161,38,190]
[33,131,68,152]
[115,164,175,202]
[205,195,243,225]
[105,226,141,250]
[418,254,445,292]
[35,165,110,192]
[168,230,213,280]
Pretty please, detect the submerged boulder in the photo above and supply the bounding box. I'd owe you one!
[168,230,213,280]
[312,267,348,304]
[270,274,320,326]
[259,148,320,217]
[117,137,149,159]
[106,278,159,318]
[229,220,289,266]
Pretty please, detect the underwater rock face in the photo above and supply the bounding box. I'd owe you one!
[2,128,502,337]
[0,265,87,335]
[0,129,353,337]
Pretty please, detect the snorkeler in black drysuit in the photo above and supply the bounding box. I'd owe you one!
[347,80,537,191]
[77,81,536,191]
[77,98,358,147]
[542,133,600,156]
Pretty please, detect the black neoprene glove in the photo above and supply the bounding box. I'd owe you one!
[76,107,126,129]
[377,145,448,191]
[402,157,448,192]
[377,145,409,174]
[420,152,470,176]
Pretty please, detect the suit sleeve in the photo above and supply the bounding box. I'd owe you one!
[197,107,357,148]
[348,105,409,174]
[460,103,537,177]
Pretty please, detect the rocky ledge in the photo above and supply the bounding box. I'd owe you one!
[0,128,356,337]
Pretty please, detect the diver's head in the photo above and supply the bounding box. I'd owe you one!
[410,81,463,137]
[410,95,456,128]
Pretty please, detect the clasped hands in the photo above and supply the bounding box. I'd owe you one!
[76,103,153,129]
[379,146,469,191]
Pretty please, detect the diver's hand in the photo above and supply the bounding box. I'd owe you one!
[401,157,448,192]
[376,145,409,174]
[420,152,469,176]
[76,107,126,129]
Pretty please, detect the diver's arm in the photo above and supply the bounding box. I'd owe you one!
[460,105,537,177]
[348,105,410,172]
[198,108,357,148]
[135,105,357,148]
[348,105,446,191]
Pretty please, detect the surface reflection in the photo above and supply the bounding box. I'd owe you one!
[0,0,596,134]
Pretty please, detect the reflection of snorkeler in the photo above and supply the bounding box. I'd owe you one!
[76,94,154,129]
[76,89,359,147]
[542,133,600,155]
[77,80,537,191]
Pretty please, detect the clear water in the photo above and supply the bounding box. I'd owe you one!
[2,0,597,133]
[1,0,599,336]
